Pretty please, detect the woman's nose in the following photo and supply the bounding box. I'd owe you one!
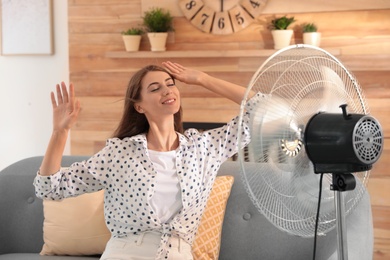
[163,86,172,95]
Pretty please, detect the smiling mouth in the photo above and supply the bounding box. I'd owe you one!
[162,98,175,104]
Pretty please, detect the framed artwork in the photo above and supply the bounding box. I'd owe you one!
[0,0,53,55]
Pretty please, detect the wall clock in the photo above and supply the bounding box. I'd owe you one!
[179,0,268,35]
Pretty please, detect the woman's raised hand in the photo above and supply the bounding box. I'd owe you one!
[162,61,208,85]
[51,82,81,132]
[163,61,249,104]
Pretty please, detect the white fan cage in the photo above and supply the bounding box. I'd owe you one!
[238,44,370,237]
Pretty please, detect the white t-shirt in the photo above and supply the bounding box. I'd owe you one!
[148,149,182,223]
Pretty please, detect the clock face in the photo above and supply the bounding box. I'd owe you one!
[179,0,267,35]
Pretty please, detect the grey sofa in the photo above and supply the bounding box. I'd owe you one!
[0,156,373,260]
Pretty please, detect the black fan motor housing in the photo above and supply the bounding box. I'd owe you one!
[305,108,383,174]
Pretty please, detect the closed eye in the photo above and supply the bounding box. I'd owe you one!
[166,78,175,87]
[150,86,160,92]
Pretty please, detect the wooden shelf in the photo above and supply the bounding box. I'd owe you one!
[106,50,276,58]
[105,48,341,59]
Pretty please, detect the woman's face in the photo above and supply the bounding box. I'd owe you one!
[135,71,181,122]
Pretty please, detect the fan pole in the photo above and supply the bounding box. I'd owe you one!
[335,191,348,260]
[331,173,356,260]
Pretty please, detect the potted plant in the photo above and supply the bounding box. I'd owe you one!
[142,8,174,52]
[121,28,144,52]
[302,23,321,47]
[269,16,296,50]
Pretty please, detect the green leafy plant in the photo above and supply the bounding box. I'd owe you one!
[302,23,318,33]
[269,16,296,30]
[122,28,144,35]
[142,8,174,33]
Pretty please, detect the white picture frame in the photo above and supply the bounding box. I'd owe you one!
[0,0,53,55]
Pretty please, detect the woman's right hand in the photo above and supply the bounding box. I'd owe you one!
[163,61,250,104]
[51,82,81,132]
[162,61,208,85]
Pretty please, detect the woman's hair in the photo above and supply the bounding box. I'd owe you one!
[112,65,183,139]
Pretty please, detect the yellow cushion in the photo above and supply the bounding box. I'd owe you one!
[192,175,234,260]
[40,190,110,255]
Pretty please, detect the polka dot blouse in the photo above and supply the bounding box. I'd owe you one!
[34,93,264,259]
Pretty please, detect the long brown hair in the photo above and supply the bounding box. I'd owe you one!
[112,65,183,139]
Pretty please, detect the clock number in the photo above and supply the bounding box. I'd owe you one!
[185,0,196,10]
[218,17,225,29]
[212,12,233,34]
[201,13,210,25]
[179,0,204,20]
[250,0,261,9]
[229,5,254,33]
[190,4,214,33]
[240,0,267,19]
[235,12,244,25]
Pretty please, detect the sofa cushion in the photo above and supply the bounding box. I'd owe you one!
[192,175,234,260]
[40,190,110,256]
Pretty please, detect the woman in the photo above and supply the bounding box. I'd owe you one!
[34,61,259,259]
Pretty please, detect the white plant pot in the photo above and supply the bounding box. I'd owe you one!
[271,30,294,50]
[122,35,142,52]
[303,32,321,47]
[147,32,168,52]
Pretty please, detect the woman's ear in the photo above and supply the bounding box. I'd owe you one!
[134,104,144,113]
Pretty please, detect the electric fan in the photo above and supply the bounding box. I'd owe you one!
[237,44,383,259]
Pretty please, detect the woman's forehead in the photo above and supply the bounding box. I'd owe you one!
[142,71,172,86]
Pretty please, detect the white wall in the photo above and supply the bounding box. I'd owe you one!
[0,1,69,170]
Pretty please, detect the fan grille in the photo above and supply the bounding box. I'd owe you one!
[238,45,370,237]
[353,116,383,164]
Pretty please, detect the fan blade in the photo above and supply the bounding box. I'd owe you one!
[320,66,348,112]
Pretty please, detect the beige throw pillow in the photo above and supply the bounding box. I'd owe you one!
[40,190,110,255]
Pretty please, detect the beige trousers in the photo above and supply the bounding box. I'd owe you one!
[100,231,193,260]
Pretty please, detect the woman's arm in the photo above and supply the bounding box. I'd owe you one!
[39,82,81,176]
[162,61,254,105]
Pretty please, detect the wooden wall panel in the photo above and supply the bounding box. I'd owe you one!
[68,1,390,258]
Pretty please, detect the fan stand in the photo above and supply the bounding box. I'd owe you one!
[331,173,356,260]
